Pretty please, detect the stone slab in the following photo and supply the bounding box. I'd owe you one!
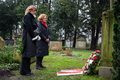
[99,67,113,79]
[5,39,14,46]
[76,41,86,49]
[49,41,62,51]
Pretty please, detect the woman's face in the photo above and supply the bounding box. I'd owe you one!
[43,16,47,22]
[31,9,37,15]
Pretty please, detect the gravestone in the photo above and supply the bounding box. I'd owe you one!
[76,38,86,49]
[99,10,114,79]
[65,39,73,47]
[0,37,5,48]
[5,39,14,46]
[99,0,116,78]
[49,41,62,51]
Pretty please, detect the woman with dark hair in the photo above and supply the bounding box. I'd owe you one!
[20,5,38,75]
[36,14,50,69]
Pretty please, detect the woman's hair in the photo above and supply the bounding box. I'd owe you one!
[38,14,47,21]
[25,5,37,15]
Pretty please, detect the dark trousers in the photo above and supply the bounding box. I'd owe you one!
[20,58,31,75]
[36,57,43,67]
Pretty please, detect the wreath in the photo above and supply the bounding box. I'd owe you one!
[83,50,100,75]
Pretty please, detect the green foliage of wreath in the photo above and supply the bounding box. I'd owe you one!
[83,50,100,75]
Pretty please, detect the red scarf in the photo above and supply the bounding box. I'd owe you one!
[41,21,48,28]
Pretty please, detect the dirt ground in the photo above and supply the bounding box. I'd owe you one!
[0,67,19,79]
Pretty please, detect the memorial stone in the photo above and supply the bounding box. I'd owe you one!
[76,38,86,49]
[49,41,62,51]
[99,8,114,79]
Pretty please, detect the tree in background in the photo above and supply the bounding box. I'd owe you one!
[0,0,18,39]
[0,0,52,39]
[84,0,109,50]
[0,0,110,49]
[15,0,52,38]
[51,0,88,46]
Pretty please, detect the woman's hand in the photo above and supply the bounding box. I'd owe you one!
[45,38,49,42]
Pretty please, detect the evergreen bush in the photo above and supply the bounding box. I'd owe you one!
[111,1,120,80]
[0,45,20,69]
[17,38,23,55]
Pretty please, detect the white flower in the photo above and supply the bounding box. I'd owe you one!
[88,60,94,65]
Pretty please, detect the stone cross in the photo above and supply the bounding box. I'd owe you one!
[110,0,116,10]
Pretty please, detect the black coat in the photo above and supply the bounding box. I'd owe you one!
[22,12,37,58]
[36,21,50,57]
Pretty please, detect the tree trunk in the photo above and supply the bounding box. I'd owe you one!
[10,29,12,39]
[72,0,79,48]
[90,25,95,50]
[95,18,101,49]
[62,40,65,46]
[3,33,5,39]
[73,30,77,48]
[90,18,101,50]
[49,0,51,11]
[62,28,66,46]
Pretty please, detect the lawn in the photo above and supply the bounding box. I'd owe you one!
[2,50,111,80]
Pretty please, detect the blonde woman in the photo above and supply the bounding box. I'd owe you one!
[36,14,50,69]
[20,5,38,75]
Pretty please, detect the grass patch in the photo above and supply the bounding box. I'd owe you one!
[8,50,111,80]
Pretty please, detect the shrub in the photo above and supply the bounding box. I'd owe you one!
[86,43,90,50]
[111,1,120,80]
[17,38,23,56]
[0,45,17,64]
[62,46,69,50]
[0,63,20,70]
[60,48,74,56]
[0,45,20,69]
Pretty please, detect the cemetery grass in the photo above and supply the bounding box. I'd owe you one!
[3,50,111,80]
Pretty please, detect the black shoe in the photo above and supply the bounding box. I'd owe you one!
[36,66,43,70]
[25,72,33,76]
[26,73,31,76]
[30,72,33,75]
[41,65,46,68]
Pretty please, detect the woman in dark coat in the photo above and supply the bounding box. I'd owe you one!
[20,5,38,75]
[36,14,50,69]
